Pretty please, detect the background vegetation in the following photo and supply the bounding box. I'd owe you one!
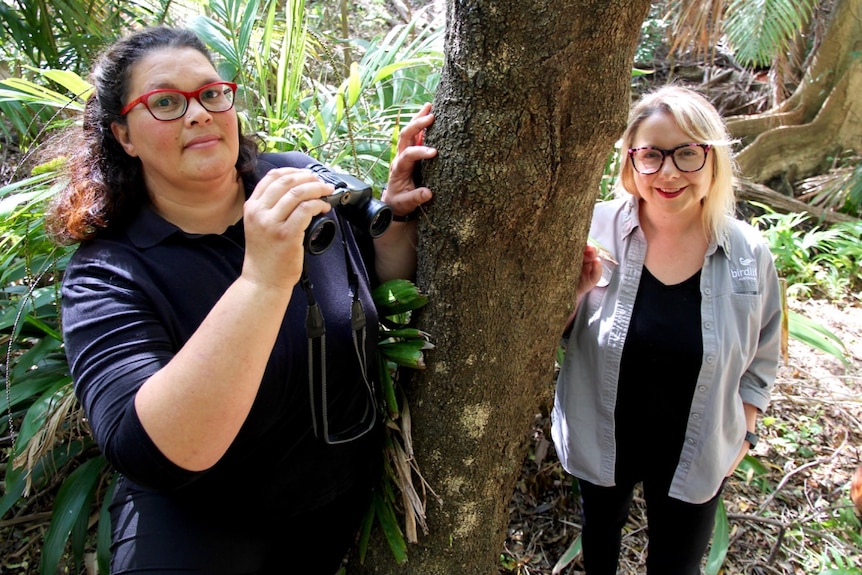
[0,0,860,573]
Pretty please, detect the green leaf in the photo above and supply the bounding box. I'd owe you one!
[552,534,582,574]
[347,62,362,108]
[33,67,93,100]
[187,16,238,66]
[372,278,429,316]
[372,58,437,84]
[379,327,431,341]
[724,0,817,68]
[373,489,408,563]
[788,310,851,367]
[705,498,729,575]
[735,453,769,477]
[40,457,108,575]
[378,339,433,369]
[378,358,400,420]
[0,77,85,111]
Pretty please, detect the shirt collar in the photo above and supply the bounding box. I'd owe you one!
[126,203,184,249]
[712,226,732,260]
[623,194,732,260]
[621,194,640,242]
[125,174,256,249]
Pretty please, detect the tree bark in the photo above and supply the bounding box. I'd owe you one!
[351,1,652,573]
[726,0,862,185]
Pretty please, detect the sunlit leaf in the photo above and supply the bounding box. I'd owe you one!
[552,534,582,574]
[788,310,851,367]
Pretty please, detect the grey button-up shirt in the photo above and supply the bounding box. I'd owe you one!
[552,196,782,503]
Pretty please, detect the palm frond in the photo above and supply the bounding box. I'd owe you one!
[724,0,817,68]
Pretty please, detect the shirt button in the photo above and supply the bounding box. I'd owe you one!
[698,385,707,393]
[706,356,715,364]
[691,413,701,420]
[704,321,713,330]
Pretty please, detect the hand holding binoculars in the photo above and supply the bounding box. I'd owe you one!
[304,162,393,255]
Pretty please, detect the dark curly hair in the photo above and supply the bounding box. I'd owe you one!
[45,26,260,244]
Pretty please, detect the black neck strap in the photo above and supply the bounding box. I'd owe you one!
[302,215,376,444]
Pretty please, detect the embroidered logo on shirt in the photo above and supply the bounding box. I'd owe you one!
[731,256,758,290]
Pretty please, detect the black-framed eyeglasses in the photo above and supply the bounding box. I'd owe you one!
[120,81,238,121]
[628,143,711,175]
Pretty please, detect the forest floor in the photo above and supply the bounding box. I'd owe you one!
[500,297,862,575]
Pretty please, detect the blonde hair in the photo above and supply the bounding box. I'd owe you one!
[617,85,738,242]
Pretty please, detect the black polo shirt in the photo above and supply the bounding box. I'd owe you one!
[61,152,381,521]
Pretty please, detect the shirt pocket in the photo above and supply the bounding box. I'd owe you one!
[719,291,763,355]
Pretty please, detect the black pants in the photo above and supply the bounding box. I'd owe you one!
[577,476,724,575]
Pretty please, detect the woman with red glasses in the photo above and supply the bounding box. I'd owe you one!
[552,85,781,574]
[45,25,435,575]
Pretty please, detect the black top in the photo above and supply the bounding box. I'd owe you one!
[614,266,704,480]
[61,152,380,523]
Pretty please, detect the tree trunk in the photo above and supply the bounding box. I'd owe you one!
[351,1,652,573]
[726,0,862,185]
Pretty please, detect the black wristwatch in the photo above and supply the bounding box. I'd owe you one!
[744,430,759,447]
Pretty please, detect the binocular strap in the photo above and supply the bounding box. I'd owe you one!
[302,218,377,444]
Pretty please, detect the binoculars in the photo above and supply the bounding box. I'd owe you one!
[304,162,393,255]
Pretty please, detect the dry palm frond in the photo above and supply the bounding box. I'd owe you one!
[385,397,441,542]
[797,155,862,214]
[13,390,85,495]
[664,0,727,66]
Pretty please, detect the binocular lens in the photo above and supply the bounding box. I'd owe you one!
[305,217,337,255]
[366,203,393,238]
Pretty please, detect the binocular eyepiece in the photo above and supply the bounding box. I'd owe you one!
[304,162,393,255]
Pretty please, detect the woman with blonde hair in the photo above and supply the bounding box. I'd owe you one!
[552,85,782,574]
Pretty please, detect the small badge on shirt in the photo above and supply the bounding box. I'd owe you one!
[731,256,758,292]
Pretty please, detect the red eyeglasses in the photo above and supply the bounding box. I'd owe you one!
[120,81,237,121]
